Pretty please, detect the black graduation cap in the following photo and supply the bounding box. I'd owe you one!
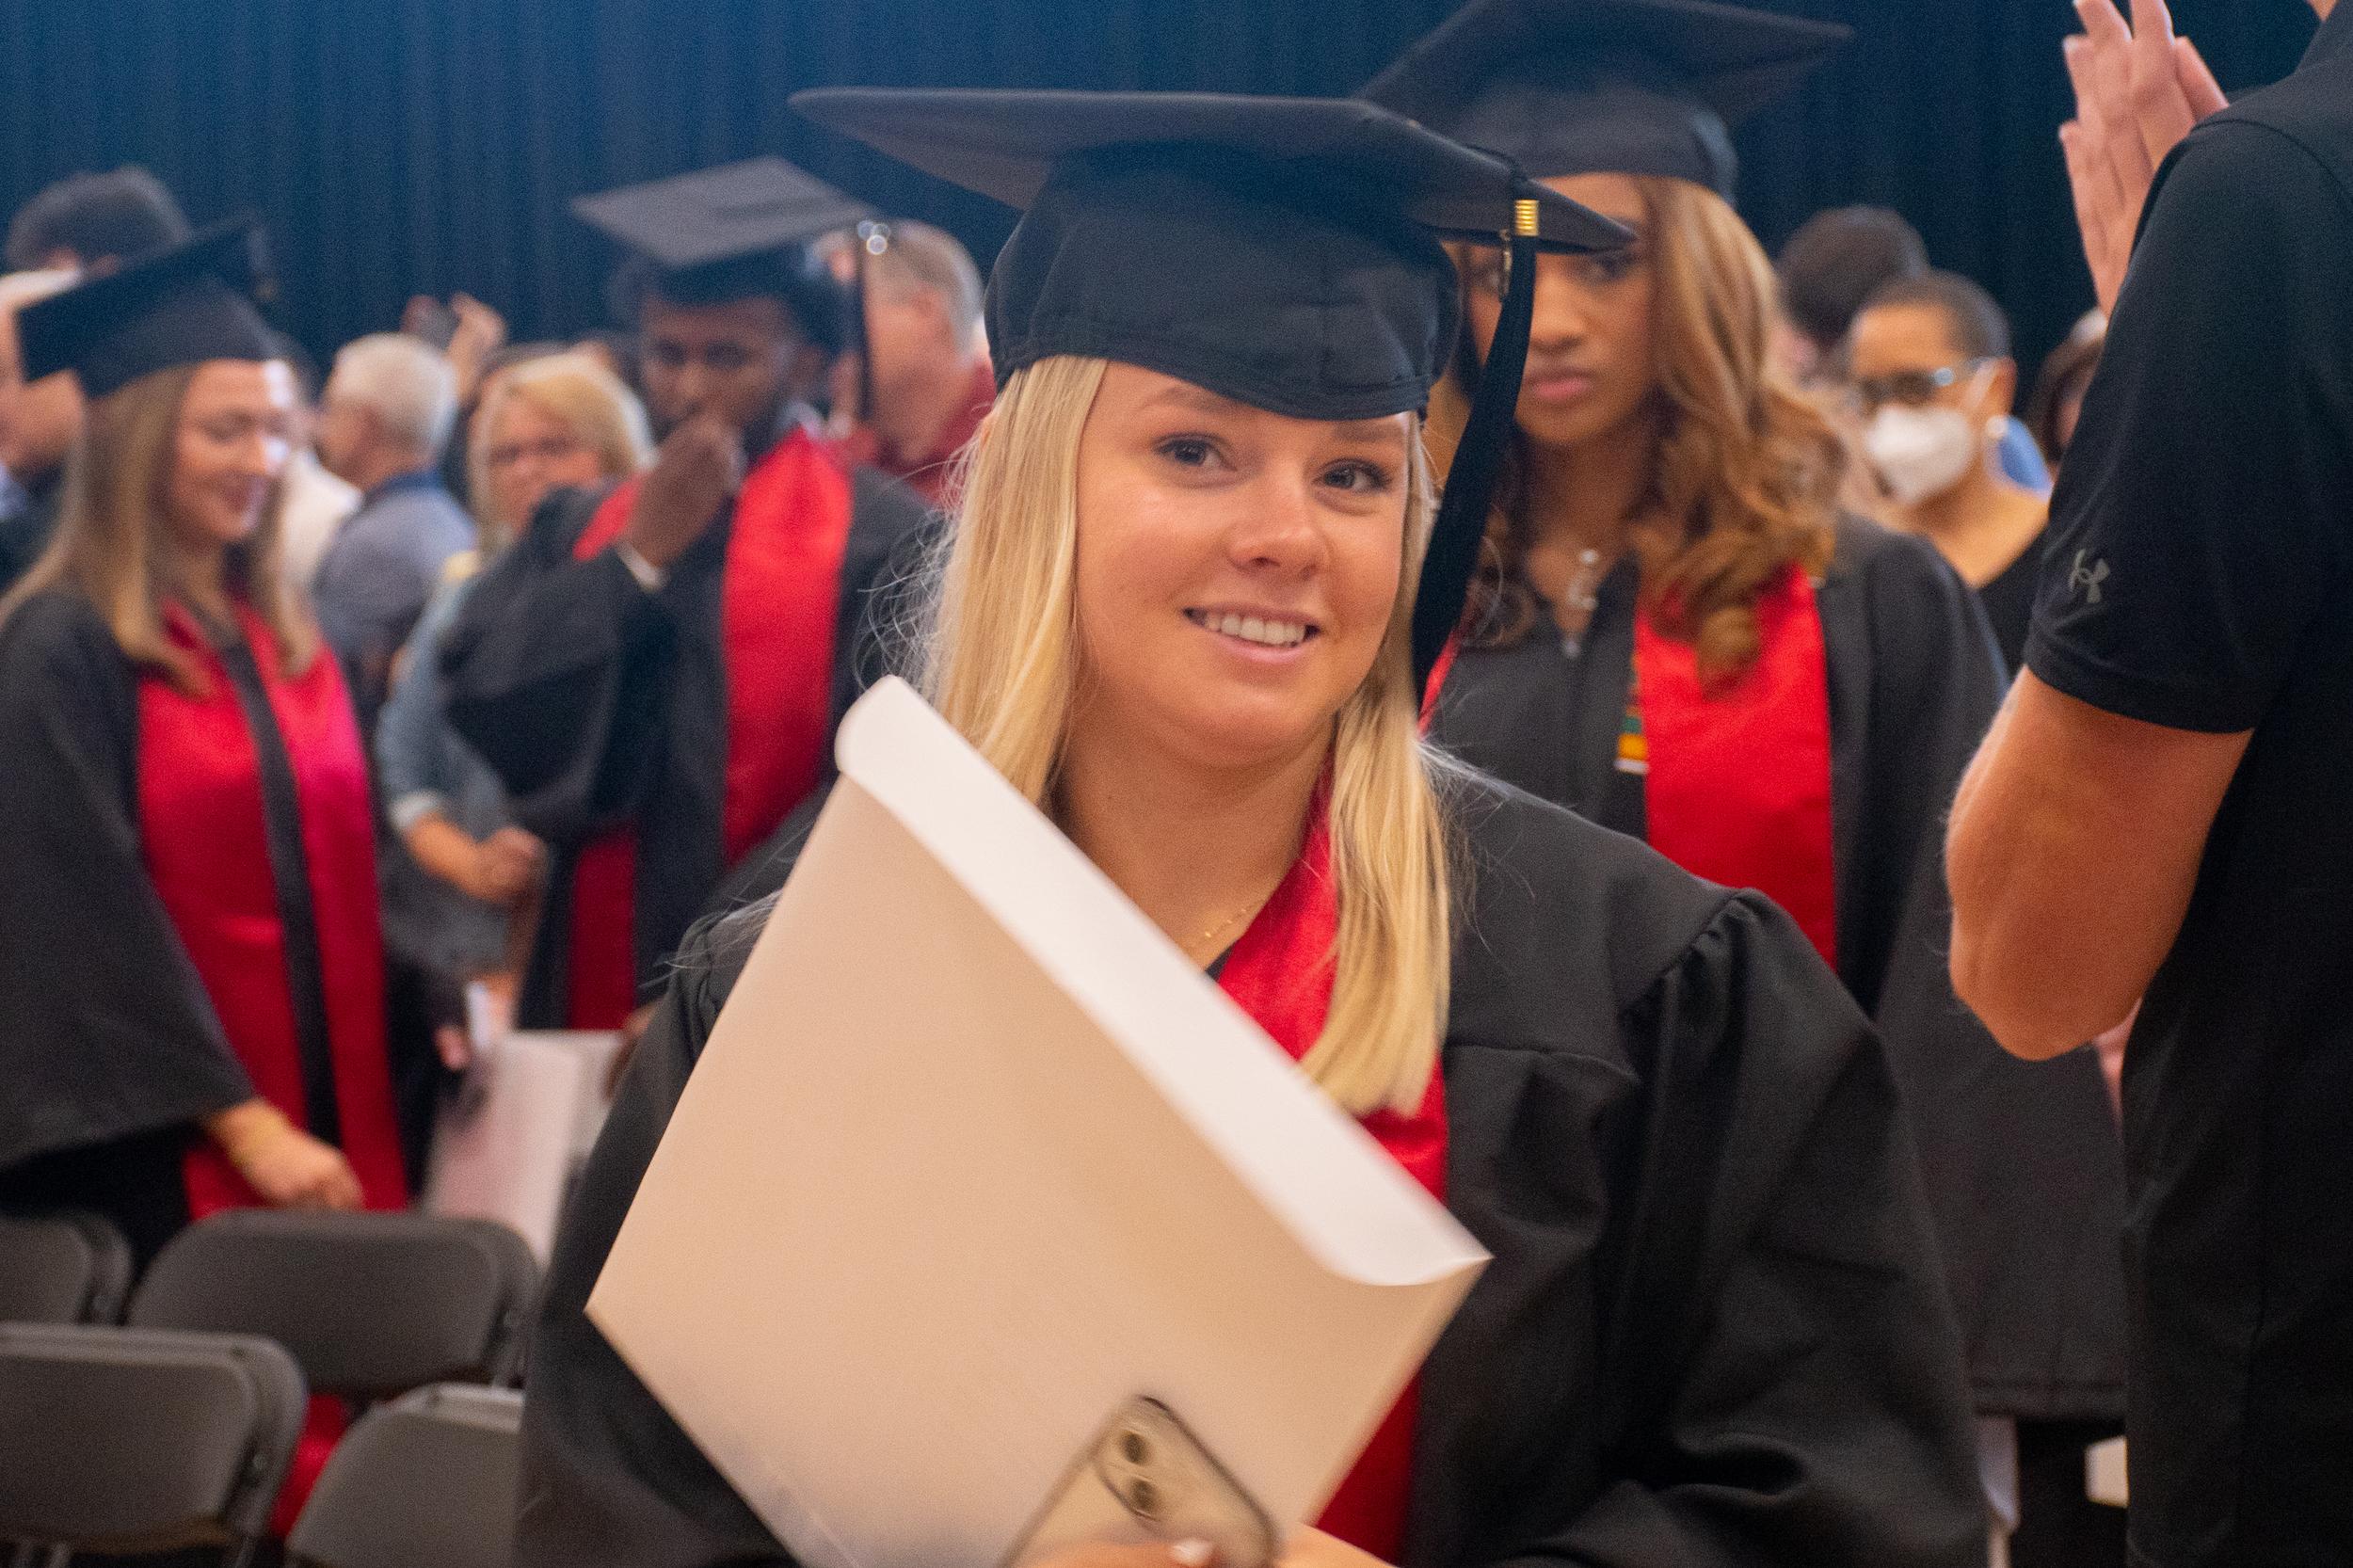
[791,88,1633,683]
[572,157,877,361]
[1360,0,1850,196]
[570,156,875,276]
[15,217,277,397]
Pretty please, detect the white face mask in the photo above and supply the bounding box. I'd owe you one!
[1861,404,1981,506]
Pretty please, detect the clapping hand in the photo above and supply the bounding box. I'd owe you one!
[2059,0,2228,313]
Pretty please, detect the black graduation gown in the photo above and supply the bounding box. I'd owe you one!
[438,458,928,1027]
[514,776,1985,1568]
[0,593,298,1266]
[1427,515,2126,1423]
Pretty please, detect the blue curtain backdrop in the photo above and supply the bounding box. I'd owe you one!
[0,0,2318,374]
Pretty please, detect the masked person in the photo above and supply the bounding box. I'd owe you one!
[1368,4,2125,1560]
[0,224,408,1269]
[438,159,930,1032]
[1848,271,2052,673]
[515,86,1984,1568]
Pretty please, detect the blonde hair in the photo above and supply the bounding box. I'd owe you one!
[922,355,1453,1116]
[1452,175,1843,681]
[466,350,652,545]
[0,361,313,692]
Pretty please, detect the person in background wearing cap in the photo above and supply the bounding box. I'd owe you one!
[3,163,190,276]
[824,218,996,508]
[0,267,83,591]
[438,159,931,1036]
[1371,5,2124,1561]
[0,222,408,1273]
[515,87,1981,1568]
[1949,0,2353,1560]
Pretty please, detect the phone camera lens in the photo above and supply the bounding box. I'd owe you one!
[1122,1432,1149,1464]
[1128,1480,1161,1519]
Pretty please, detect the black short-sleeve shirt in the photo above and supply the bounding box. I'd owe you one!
[2024,11,2353,1566]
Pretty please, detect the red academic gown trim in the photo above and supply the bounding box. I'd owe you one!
[565,429,857,1029]
[1425,563,1840,967]
[136,601,408,1532]
[137,604,407,1215]
[1214,799,1446,1563]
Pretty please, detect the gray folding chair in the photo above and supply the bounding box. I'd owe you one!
[286,1384,522,1568]
[0,1213,132,1326]
[128,1211,538,1401]
[0,1322,306,1568]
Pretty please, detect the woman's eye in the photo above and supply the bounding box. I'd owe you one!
[1321,460,1394,494]
[1157,436,1219,469]
[1578,248,1641,286]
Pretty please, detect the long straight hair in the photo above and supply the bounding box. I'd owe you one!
[0,360,312,692]
[920,355,1454,1116]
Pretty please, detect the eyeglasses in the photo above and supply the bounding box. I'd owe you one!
[1846,358,1991,416]
[486,433,585,472]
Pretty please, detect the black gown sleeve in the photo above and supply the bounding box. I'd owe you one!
[1853,533,2128,1418]
[0,592,255,1174]
[1540,893,1983,1568]
[1827,520,2007,1018]
[439,483,673,845]
[517,825,820,1568]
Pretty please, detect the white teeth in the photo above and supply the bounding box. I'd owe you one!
[1203,612,1307,648]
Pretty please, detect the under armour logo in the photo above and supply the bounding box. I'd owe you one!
[2070,550,2110,605]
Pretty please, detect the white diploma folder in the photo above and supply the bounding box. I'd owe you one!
[588,677,1489,1568]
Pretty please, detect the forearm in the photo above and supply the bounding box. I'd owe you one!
[405,812,483,894]
[1946,677,2241,1058]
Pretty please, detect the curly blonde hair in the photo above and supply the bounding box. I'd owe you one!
[1449,175,1843,681]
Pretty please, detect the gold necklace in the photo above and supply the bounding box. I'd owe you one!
[1193,885,1280,956]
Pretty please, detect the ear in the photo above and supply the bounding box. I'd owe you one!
[787,343,831,403]
[1986,357,2020,421]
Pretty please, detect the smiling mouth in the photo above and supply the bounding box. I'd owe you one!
[1185,608,1319,648]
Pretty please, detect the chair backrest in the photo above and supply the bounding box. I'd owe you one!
[0,1323,306,1559]
[128,1210,539,1400]
[0,1211,133,1325]
[287,1384,523,1568]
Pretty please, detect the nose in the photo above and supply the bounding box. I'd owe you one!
[673,361,714,418]
[236,428,285,481]
[1226,468,1327,577]
[1526,260,1593,355]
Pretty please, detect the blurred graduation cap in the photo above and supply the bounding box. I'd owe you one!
[15,217,277,397]
[572,158,874,356]
[792,88,1632,684]
[1361,0,1850,196]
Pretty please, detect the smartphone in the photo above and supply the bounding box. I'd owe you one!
[1004,1397,1275,1568]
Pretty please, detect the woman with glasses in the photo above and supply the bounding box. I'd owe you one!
[374,351,652,1078]
[1369,2,2126,1561]
[1847,272,2052,673]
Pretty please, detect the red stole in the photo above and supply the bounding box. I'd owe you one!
[1422,564,1839,967]
[1214,805,1447,1563]
[1631,567,1839,966]
[137,603,406,1534]
[565,428,857,1027]
[137,604,408,1217]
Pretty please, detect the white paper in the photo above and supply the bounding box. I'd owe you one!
[426,1030,622,1263]
[589,678,1488,1568]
